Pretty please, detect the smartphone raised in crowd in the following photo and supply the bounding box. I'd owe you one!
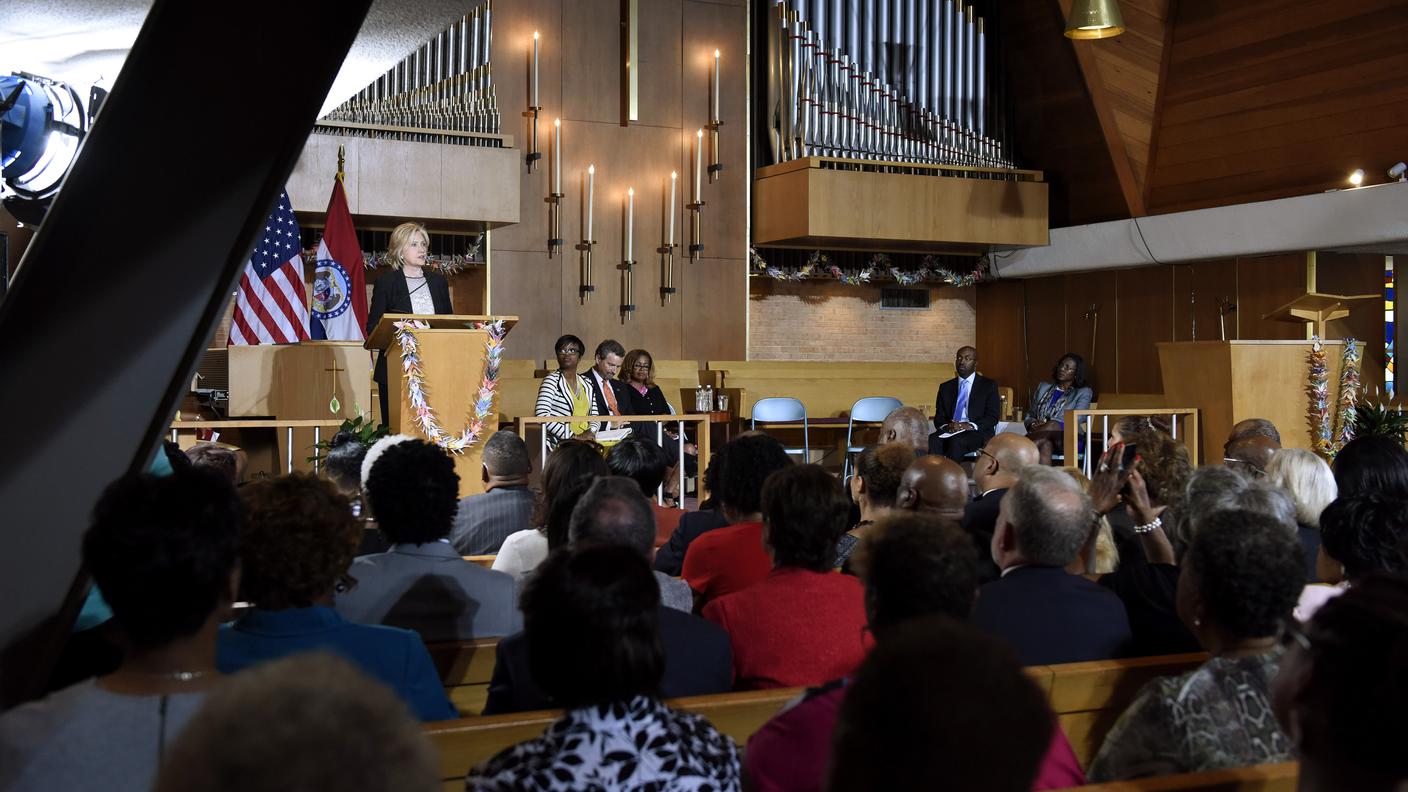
[1118,443,1138,473]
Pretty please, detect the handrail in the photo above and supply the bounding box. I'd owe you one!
[516,414,713,505]
[169,419,347,474]
[1063,408,1201,475]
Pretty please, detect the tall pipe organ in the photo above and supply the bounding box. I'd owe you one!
[762,0,1007,168]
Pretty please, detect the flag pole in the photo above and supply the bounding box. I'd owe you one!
[337,144,346,183]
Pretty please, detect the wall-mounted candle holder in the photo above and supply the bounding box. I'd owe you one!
[708,48,723,182]
[620,187,636,322]
[577,164,596,303]
[524,30,541,172]
[546,117,563,256]
[659,170,678,304]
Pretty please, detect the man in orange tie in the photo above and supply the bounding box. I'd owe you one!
[586,339,632,430]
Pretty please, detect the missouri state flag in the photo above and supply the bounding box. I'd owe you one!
[309,176,368,340]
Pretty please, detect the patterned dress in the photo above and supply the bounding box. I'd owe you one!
[1086,649,1294,782]
[467,696,741,791]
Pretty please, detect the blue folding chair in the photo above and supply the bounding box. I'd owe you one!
[842,396,903,481]
[750,397,809,460]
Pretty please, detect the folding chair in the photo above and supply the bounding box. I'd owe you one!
[842,396,903,481]
[750,397,809,460]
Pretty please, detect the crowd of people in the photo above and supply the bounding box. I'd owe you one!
[4,342,1408,792]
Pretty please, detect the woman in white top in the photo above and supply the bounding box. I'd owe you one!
[534,334,601,450]
[366,222,453,426]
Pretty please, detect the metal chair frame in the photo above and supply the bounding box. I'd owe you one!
[750,397,810,460]
[841,396,904,481]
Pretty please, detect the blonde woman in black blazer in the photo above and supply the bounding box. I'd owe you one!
[366,222,453,427]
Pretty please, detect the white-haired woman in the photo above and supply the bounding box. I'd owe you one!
[366,222,453,427]
[1264,447,1337,583]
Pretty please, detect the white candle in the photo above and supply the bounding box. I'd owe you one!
[553,118,561,194]
[586,164,595,241]
[712,49,720,124]
[626,187,634,261]
[667,171,677,245]
[694,129,703,202]
[531,31,540,108]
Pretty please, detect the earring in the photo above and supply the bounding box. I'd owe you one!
[1193,617,1202,628]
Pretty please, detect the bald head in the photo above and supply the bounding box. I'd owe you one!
[975,433,1038,493]
[1225,434,1280,474]
[1225,418,1281,453]
[881,407,929,453]
[896,456,970,522]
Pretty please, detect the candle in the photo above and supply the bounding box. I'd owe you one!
[694,129,703,202]
[586,165,595,241]
[553,118,561,194]
[712,49,720,124]
[625,188,634,261]
[667,171,677,246]
[531,31,540,108]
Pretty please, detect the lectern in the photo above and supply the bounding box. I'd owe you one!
[1158,340,1345,460]
[368,314,519,498]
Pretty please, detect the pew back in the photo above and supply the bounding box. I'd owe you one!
[427,638,499,717]
[496,359,543,424]
[1071,761,1297,791]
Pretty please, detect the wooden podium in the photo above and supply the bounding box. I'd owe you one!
[368,314,519,498]
[1158,340,1345,460]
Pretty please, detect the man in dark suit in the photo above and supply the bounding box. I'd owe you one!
[969,466,1133,665]
[962,433,1040,583]
[482,477,733,714]
[584,339,634,426]
[929,346,1001,462]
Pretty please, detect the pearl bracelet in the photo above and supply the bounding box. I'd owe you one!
[1132,516,1163,534]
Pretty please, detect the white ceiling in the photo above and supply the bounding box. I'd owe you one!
[0,0,474,117]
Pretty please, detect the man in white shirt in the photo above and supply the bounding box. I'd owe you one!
[929,346,1001,462]
[587,339,632,430]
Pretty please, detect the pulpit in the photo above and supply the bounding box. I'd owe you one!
[368,314,519,498]
[1157,340,1345,460]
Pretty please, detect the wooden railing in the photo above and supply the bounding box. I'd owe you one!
[515,414,713,503]
[1063,408,1201,475]
[169,419,346,473]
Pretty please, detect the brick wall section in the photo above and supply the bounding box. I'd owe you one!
[748,279,977,361]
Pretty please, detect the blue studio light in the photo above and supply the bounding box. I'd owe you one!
[1,72,91,220]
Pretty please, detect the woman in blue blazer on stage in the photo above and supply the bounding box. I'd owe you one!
[1025,353,1094,466]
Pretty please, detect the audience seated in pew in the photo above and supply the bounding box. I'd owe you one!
[1224,417,1281,455]
[324,429,370,502]
[681,434,794,601]
[702,465,869,690]
[1097,424,1193,567]
[217,473,456,721]
[1262,448,1337,583]
[827,615,1059,792]
[467,544,742,791]
[970,466,1135,665]
[452,431,535,556]
[1061,470,1120,579]
[1331,432,1408,498]
[184,442,244,486]
[153,653,439,792]
[607,437,683,547]
[746,512,1084,792]
[879,405,929,454]
[928,345,1002,462]
[653,445,730,576]
[894,454,969,522]
[964,433,1040,582]
[0,469,238,791]
[836,443,915,570]
[492,439,608,581]
[1223,434,1279,479]
[483,478,733,715]
[335,437,521,641]
[1275,574,1408,792]
[1295,493,1408,622]
[1088,510,1304,781]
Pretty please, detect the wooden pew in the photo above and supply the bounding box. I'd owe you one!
[427,638,499,717]
[1067,761,1298,791]
[462,555,495,568]
[496,359,544,426]
[423,651,1208,787]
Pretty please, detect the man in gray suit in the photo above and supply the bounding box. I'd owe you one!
[337,439,521,642]
[450,431,535,555]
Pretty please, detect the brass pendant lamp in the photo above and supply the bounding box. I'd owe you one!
[1065,0,1125,39]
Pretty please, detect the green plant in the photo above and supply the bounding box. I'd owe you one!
[1349,399,1408,442]
[307,415,389,464]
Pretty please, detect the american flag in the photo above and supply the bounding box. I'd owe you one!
[229,191,310,345]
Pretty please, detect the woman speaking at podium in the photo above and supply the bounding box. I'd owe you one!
[367,222,453,427]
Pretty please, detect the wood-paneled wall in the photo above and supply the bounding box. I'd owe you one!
[488,0,747,362]
[977,252,1390,407]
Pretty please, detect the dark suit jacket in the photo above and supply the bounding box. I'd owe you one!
[480,605,734,714]
[969,565,1134,665]
[932,374,1001,439]
[961,488,1007,583]
[653,509,730,577]
[366,270,454,385]
[585,369,635,418]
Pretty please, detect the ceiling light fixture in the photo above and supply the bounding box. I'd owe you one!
[1,71,100,225]
[1348,168,1365,187]
[1065,0,1126,39]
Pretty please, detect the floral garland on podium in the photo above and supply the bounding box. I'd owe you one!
[1306,337,1362,460]
[393,318,506,453]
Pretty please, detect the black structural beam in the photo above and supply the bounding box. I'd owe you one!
[0,0,374,707]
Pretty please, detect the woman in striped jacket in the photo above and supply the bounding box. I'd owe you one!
[535,334,601,449]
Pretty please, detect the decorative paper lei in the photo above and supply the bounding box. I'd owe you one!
[394,318,506,453]
[1332,338,1362,452]
[1306,339,1331,458]
[749,247,989,287]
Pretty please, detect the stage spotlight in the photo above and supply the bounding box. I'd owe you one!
[1348,168,1365,187]
[1390,162,1407,182]
[1,71,97,224]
